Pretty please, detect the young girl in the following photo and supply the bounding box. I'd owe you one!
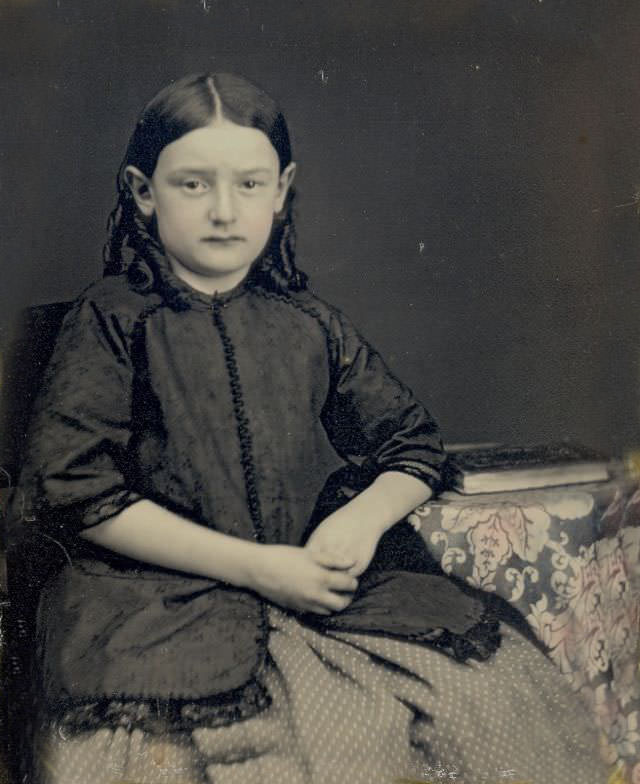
[10,73,609,784]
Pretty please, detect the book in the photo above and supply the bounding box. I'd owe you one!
[443,441,610,494]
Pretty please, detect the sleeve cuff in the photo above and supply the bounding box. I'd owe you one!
[81,489,143,530]
[365,458,444,497]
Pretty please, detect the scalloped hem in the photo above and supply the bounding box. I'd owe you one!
[54,676,271,735]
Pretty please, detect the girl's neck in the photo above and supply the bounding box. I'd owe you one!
[167,254,250,296]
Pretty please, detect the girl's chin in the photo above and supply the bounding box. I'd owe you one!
[172,256,254,278]
[168,256,255,293]
[194,262,253,278]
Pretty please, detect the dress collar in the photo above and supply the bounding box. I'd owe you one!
[143,247,251,311]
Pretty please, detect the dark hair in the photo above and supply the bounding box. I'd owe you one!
[103,73,308,294]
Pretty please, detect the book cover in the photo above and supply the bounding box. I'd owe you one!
[443,442,611,494]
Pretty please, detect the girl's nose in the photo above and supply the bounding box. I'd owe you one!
[208,185,236,224]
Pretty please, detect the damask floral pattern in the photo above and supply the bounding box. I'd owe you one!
[410,478,640,783]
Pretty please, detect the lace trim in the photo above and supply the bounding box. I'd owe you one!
[414,609,501,662]
[83,489,143,529]
[48,607,499,735]
[409,587,502,661]
[54,677,271,735]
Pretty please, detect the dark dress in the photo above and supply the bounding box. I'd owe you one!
[9,257,609,783]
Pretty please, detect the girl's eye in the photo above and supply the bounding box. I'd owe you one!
[182,179,208,193]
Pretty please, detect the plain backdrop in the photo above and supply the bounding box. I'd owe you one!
[1,0,640,454]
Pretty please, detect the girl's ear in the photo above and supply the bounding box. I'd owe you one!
[124,165,155,218]
[274,162,297,213]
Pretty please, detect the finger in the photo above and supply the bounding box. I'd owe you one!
[319,591,353,613]
[308,547,356,571]
[347,562,367,578]
[325,570,359,593]
[304,603,332,616]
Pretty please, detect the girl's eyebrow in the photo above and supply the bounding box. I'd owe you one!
[169,166,274,176]
[239,167,274,175]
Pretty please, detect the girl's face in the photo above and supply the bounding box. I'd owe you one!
[126,120,296,294]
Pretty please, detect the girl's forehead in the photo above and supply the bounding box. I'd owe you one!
[155,121,279,172]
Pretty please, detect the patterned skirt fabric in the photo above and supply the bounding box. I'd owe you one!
[35,605,610,784]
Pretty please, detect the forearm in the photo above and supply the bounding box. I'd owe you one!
[341,470,433,534]
[80,499,261,588]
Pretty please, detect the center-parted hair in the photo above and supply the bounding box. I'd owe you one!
[103,73,308,294]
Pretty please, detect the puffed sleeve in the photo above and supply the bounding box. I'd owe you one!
[321,308,446,492]
[17,296,142,536]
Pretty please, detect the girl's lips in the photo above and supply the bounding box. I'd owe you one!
[201,236,245,243]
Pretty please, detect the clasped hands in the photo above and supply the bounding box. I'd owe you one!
[252,511,385,616]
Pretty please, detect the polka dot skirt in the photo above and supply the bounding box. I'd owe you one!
[36,606,610,783]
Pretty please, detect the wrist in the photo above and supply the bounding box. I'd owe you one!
[357,471,433,533]
[333,495,393,536]
[232,540,267,591]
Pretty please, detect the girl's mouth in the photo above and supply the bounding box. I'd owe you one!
[201,236,245,244]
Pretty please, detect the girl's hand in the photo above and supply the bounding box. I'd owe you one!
[250,544,359,615]
[305,511,384,578]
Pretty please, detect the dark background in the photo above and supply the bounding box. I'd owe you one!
[2,0,640,454]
